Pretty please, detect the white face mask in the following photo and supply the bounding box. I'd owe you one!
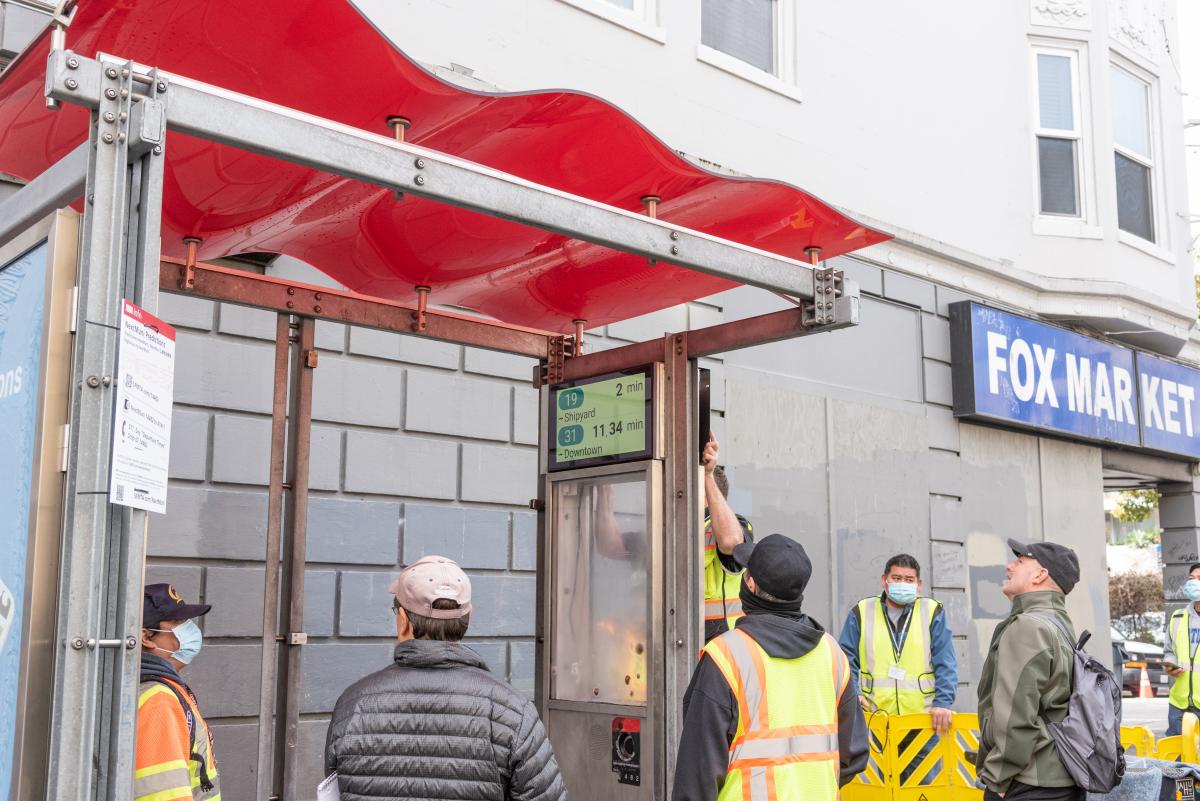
[148,619,203,664]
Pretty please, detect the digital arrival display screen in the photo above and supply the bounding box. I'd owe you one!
[548,368,654,471]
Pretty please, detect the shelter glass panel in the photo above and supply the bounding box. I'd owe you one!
[551,472,649,706]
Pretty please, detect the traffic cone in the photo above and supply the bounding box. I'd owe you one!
[1139,666,1155,699]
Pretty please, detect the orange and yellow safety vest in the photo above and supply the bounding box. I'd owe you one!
[702,627,850,801]
[135,677,221,801]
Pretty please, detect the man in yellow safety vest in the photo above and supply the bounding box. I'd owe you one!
[702,433,754,643]
[838,554,957,726]
[673,534,868,801]
[1165,561,1200,735]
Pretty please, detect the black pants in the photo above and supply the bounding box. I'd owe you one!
[983,781,1084,801]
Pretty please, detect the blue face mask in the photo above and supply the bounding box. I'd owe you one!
[885,582,918,605]
[151,619,203,665]
[1185,579,1200,603]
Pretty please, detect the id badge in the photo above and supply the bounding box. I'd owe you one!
[887,665,907,681]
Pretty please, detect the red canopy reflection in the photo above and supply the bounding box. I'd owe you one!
[0,0,887,332]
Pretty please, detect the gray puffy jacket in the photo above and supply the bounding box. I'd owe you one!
[325,640,567,801]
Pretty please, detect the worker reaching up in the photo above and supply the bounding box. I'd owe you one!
[702,432,754,642]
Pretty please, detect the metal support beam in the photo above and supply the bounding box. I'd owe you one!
[661,334,695,791]
[0,141,88,250]
[552,286,859,383]
[160,258,556,359]
[255,313,292,800]
[46,50,834,300]
[47,55,167,801]
[276,317,315,801]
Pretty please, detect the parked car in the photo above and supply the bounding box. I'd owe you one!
[1112,628,1168,697]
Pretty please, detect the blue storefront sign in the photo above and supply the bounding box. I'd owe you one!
[950,301,1200,459]
[950,301,1141,447]
[1137,352,1200,459]
[0,242,48,796]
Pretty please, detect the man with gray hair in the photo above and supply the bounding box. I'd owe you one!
[325,555,566,801]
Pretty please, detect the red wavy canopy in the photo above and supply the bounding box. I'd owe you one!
[0,0,887,332]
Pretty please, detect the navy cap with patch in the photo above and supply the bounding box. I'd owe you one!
[143,583,211,628]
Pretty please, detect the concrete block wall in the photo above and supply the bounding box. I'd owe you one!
[1159,478,1200,605]
[716,255,1112,709]
[918,281,973,709]
[147,258,544,799]
[142,250,1117,794]
[146,256,729,799]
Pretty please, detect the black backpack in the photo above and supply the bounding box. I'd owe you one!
[1032,612,1125,792]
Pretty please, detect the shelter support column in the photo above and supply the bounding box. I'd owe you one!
[46,57,168,801]
[1160,477,1200,611]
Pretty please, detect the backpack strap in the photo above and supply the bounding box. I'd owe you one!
[1028,610,1083,650]
[144,677,215,792]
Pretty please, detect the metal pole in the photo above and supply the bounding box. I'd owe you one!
[46,54,167,801]
[661,333,695,793]
[255,313,292,800]
[278,317,315,801]
[106,73,167,801]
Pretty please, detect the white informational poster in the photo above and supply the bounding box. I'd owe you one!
[109,300,176,514]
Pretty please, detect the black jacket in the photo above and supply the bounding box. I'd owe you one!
[672,612,869,801]
[325,640,567,801]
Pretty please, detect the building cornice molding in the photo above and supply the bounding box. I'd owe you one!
[842,209,1196,357]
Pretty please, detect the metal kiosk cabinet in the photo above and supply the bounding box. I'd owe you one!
[538,363,679,801]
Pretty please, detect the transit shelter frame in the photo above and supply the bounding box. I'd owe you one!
[0,44,865,801]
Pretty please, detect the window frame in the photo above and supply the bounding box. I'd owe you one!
[1109,56,1167,254]
[695,0,802,103]
[555,0,666,45]
[1029,41,1100,239]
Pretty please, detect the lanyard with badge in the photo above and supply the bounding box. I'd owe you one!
[885,604,915,682]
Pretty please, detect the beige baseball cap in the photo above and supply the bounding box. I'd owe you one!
[388,555,472,619]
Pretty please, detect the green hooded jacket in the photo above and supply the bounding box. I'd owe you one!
[975,590,1076,793]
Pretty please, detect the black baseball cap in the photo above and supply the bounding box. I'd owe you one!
[143,583,211,628]
[733,534,812,603]
[1007,538,1080,595]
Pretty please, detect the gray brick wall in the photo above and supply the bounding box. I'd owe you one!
[149,258,541,800]
[144,253,1042,795]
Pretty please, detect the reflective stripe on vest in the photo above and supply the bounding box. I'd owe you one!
[136,681,222,801]
[702,628,847,801]
[1169,609,1198,709]
[704,516,748,630]
[857,596,937,715]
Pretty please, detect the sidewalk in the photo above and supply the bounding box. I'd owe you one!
[1124,697,1169,738]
